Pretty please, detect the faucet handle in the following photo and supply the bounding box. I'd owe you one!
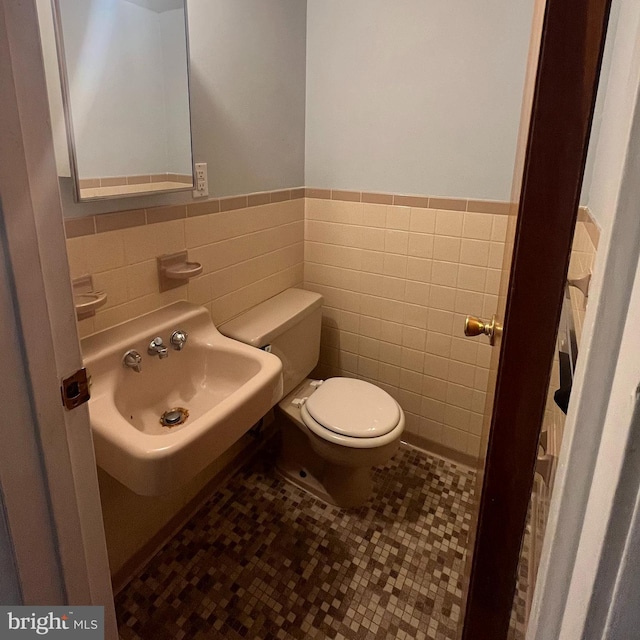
[123,350,142,373]
[170,330,188,350]
[148,336,169,358]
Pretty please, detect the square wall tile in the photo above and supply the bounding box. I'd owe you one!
[433,236,461,262]
[408,234,434,258]
[441,425,468,451]
[460,239,490,267]
[409,208,436,234]
[427,309,454,335]
[424,353,450,380]
[362,203,387,228]
[406,257,432,282]
[491,215,509,241]
[429,285,457,311]
[462,213,494,240]
[422,376,448,402]
[435,210,464,237]
[403,280,429,306]
[385,206,411,230]
[431,261,459,287]
[458,264,487,293]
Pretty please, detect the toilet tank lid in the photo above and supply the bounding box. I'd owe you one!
[219,288,323,348]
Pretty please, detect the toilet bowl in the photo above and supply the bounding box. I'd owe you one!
[219,288,405,508]
[277,377,404,507]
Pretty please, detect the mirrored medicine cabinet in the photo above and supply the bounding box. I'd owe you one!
[51,0,195,202]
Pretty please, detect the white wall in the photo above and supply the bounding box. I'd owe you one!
[305,0,534,201]
[187,0,307,197]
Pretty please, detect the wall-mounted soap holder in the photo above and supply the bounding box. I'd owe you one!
[73,275,107,319]
[157,251,203,292]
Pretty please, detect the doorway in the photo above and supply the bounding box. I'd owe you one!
[0,1,620,639]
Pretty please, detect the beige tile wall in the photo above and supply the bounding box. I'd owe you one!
[65,188,508,460]
[303,197,509,459]
[66,198,305,337]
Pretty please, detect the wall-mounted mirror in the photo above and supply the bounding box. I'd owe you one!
[52,0,194,202]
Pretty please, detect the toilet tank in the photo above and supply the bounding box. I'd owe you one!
[219,288,323,399]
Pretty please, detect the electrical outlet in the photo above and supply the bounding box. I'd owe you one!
[192,162,208,198]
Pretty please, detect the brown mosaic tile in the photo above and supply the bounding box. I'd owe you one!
[291,188,306,200]
[115,444,476,640]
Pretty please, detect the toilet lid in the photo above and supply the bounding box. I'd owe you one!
[304,378,400,438]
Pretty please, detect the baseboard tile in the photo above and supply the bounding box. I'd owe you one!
[401,433,478,471]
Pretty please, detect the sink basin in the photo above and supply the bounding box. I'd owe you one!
[82,302,283,495]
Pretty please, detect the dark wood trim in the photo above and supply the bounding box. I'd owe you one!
[461,0,612,638]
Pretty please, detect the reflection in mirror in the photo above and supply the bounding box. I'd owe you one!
[52,0,194,201]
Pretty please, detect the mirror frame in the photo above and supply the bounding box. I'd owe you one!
[50,0,195,203]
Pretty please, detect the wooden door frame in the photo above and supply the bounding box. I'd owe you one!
[461,0,612,637]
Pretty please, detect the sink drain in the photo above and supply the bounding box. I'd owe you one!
[159,407,189,427]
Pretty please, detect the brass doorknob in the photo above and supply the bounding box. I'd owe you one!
[464,315,500,346]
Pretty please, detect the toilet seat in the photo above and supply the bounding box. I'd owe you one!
[300,378,404,449]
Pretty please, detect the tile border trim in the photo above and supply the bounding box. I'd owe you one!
[306,188,512,215]
[64,187,514,239]
[66,188,600,240]
[64,187,306,238]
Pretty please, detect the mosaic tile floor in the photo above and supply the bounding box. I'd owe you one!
[115,444,477,640]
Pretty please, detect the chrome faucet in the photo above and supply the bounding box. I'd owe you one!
[123,350,142,373]
[148,336,168,359]
[170,329,188,351]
